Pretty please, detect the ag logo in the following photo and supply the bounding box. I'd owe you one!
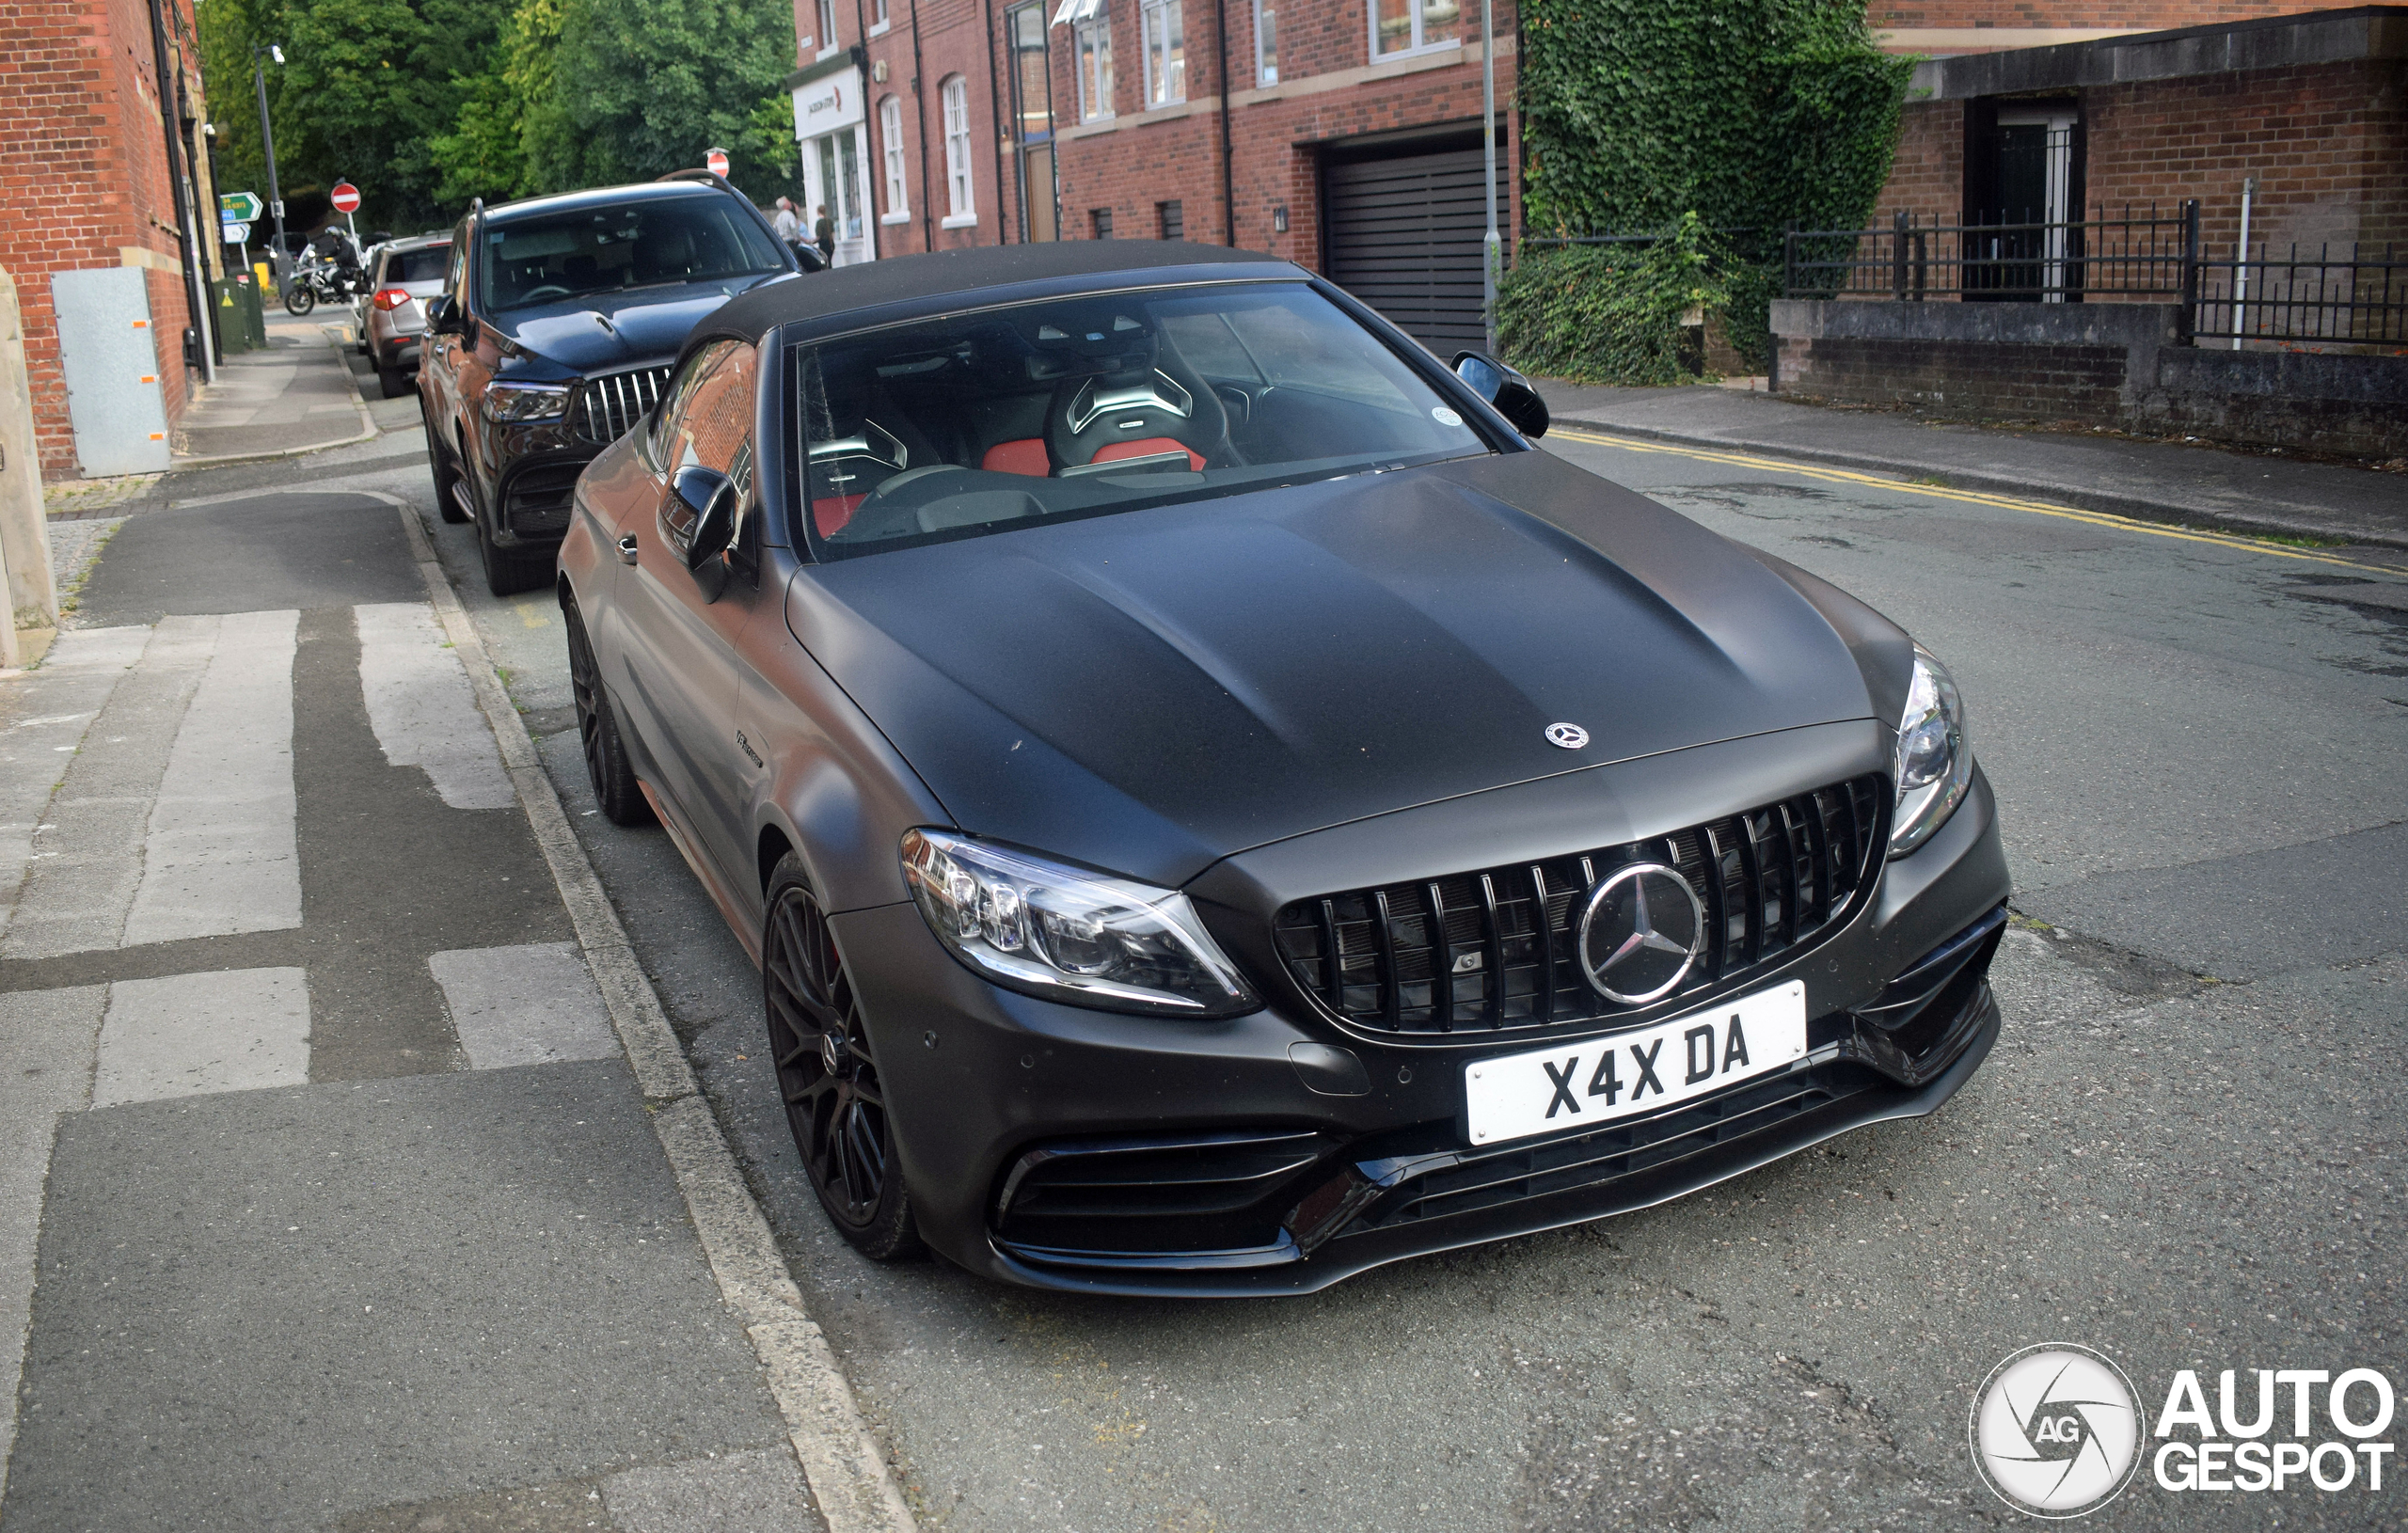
[1971,1345,2146,1518]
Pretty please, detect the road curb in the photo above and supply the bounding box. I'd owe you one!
[388,498,919,1533]
[1549,414,2408,552]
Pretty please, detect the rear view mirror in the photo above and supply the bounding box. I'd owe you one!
[1452,351,1549,439]
[668,466,738,572]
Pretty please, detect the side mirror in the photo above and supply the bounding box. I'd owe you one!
[426,294,462,336]
[1452,351,1549,439]
[667,466,737,575]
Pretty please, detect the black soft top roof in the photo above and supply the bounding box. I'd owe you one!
[699,241,1301,347]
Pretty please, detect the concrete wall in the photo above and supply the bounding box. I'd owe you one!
[1771,297,2408,458]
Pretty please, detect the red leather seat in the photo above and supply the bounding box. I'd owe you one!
[1090,436,1204,470]
[981,438,1051,477]
[813,493,866,537]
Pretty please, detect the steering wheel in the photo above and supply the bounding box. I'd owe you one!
[520,284,573,304]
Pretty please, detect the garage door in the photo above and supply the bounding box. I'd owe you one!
[1323,145,1500,353]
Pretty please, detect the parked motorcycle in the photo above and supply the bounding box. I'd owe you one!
[282,236,366,316]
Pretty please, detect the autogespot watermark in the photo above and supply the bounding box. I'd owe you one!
[1971,1346,2397,1518]
[1971,1345,2147,1517]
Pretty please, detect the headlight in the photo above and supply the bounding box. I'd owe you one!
[483,381,571,422]
[1889,643,1972,858]
[901,830,1259,1017]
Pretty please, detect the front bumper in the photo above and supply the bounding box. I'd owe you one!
[834,733,2011,1296]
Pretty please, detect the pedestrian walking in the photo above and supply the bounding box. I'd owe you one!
[814,205,835,261]
[770,197,801,245]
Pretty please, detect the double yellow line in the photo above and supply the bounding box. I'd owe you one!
[1548,426,2406,580]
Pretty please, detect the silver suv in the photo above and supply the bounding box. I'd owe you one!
[359,233,452,398]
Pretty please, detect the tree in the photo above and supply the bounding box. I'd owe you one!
[549,0,798,199]
[427,0,567,204]
[198,0,502,233]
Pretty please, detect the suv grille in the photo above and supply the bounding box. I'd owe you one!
[1271,776,1884,1036]
[573,366,671,445]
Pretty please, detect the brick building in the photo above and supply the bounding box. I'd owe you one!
[1868,6,2405,261]
[1,0,219,481]
[785,0,1517,348]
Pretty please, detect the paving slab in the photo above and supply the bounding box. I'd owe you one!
[1537,380,2408,549]
[174,322,374,465]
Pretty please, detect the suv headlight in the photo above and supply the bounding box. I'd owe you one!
[901,830,1259,1017]
[1889,643,1972,858]
[483,380,571,422]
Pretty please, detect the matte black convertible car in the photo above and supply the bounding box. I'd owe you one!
[559,242,2008,1295]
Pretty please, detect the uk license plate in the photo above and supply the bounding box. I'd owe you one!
[1463,980,1809,1147]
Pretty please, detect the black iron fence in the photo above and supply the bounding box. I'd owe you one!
[1781,200,2406,347]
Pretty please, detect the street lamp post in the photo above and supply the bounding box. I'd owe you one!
[1481,0,1499,355]
[252,44,289,280]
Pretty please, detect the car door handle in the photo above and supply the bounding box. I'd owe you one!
[617,534,640,566]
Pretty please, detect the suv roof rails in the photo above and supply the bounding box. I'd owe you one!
[654,168,742,197]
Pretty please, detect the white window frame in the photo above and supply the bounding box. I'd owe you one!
[1140,0,1184,106]
[879,95,911,223]
[816,0,841,57]
[1370,0,1462,61]
[1253,0,1276,86]
[1075,16,1114,121]
[941,76,976,227]
[871,0,890,30]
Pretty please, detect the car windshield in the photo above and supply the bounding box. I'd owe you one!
[793,281,1488,557]
[480,198,785,312]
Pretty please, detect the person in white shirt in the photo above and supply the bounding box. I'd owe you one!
[770,197,802,245]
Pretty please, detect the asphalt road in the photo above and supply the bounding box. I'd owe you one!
[403,424,2407,1532]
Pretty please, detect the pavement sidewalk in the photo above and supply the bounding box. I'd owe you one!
[169,314,383,466]
[1535,380,2408,550]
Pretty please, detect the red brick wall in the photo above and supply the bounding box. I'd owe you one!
[1873,99,1965,223]
[1866,59,2405,271]
[2083,58,2408,255]
[0,0,201,479]
[1047,0,1519,268]
[802,0,1021,256]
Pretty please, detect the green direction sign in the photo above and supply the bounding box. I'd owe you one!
[219,191,264,223]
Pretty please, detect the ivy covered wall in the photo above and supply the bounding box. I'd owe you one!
[1506,0,1913,378]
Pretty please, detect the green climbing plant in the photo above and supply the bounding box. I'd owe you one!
[1509,0,1913,378]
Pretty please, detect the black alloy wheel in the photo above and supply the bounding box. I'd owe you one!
[763,853,921,1260]
[422,403,470,524]
[283,281,315,317]
[562,598,651,827]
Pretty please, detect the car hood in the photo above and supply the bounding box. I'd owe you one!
[787,450,1908,889]
[495,274,787,373]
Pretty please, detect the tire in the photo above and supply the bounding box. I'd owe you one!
[470,469,552,596]
[423,407,470,524]
[763,853,922,1261]
[377,361,411,399]
[283,282,315,317]
[563,598,651,827]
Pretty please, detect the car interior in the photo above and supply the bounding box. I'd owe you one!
[797,284,1486,551]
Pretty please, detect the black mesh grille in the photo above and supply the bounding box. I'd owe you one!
[1272,776,1884,1036]
[573,365,672,445]
[502,462,583,535]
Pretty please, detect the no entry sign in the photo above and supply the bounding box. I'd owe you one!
[705,148,729,178]
[330,182,361,214]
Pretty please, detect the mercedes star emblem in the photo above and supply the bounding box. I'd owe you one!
[1545,722,1590,750]
[1576,861,1706,1004]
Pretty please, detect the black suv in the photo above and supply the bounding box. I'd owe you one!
[420,173,805,594]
